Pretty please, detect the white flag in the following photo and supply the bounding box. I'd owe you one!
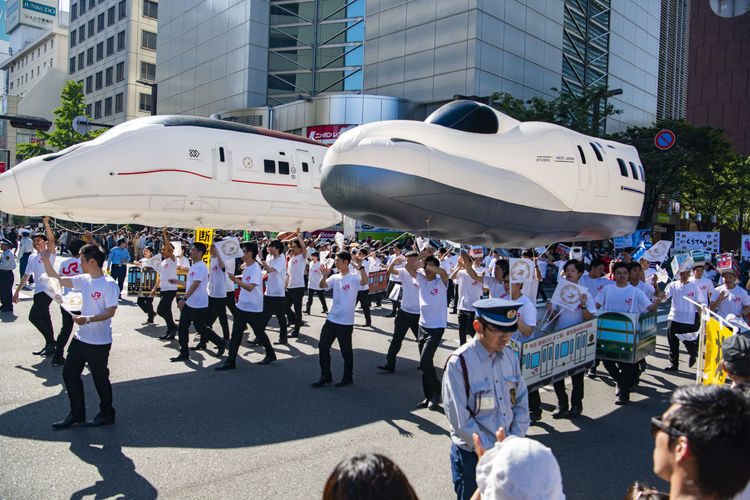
[643,240,672,263]
[551,277,588,311]
[214,237,243,260]
[508,258,534,284]
[334,232,344,250]
[40,274,84,313]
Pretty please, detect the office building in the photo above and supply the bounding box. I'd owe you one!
[657,0,690,121]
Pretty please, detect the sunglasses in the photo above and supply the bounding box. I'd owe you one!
[650,416,685,439]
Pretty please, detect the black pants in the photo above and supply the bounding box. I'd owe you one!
[537,284,548,302]
[553,372,584,409]
[667,319,699,365]
[529,390,541,413]
[0,269,13,311]
[206,296,230,340]
[110,264,126,292]
[19,252,31,277]
[63,338,114,420]
[29,292,55,347]
[263,295,288,341]
[227,309,274,362]
[387,281,400,313]
[225,291,238,317]
[177,305,222,355]
[603,360,637,393]
[285,287,306,332]
[385,310,419,368]
[306,289,328,313]
[457,310,476,345]
[417,326,444,400]
[356,289,371,324]
[318,320,354,380]
[136,296,155,319]
[56,307,80,358]
[447,279,456,310]
[156,290,177,329]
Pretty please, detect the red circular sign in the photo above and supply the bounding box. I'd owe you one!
[655,129,675,150]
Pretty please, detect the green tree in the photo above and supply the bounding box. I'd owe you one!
[16,80,105,160]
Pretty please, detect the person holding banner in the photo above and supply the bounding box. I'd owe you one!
[261,239,289,344]
[709,268,750,321]
[134,246,159,326]
[304,251,328,315]
[486,260,509,300]
[205,242,232,343]
[546,260,596,419]
[285,231,308,338]
[385,243,405,317]
[451,251,485,345]
[153,228,179,340]
[52,238,87,367]
[688,264,715,306]
[663,268,701,372]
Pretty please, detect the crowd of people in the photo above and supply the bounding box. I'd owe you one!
[2,219,749,499]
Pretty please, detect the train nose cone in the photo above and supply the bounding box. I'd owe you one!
[0,170,25,216]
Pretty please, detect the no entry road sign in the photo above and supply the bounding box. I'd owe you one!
[655,129,675,150]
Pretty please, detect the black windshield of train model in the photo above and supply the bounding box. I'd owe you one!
[425,100,499,134]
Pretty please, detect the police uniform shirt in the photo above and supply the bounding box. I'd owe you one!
[395,268,420,314]
[26,251,56,295]
[236,262,263,313]
[0,248,15,270]
[70,274,120,345]
[416,269,447,329]
[442,339,530,452]
[264,255,287,297]
[596,284,651,314]
[456,267,485,312]
[711,285,750,319]
[18,237,33,255]
[325,272,362,326]
[689,276,715,305]
[664,281,700,324]
[107,247,130,267]
[158,257,178,292]
[185,261,209,309]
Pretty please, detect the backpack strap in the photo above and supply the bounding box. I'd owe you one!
[446,352,478,417]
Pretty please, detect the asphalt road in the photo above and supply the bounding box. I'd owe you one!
[0,276,698,499]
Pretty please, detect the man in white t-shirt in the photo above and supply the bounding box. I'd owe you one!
[663,268,701,372]
[205,241,232,343]
[353,248,372,327]
[311,251,368,387]
[285,231,308,337]
[378,250,421,372]
[451,251,485,345]
[305,251,328,315]
[170,242,226,362]
[710,268,750,320]
[486,260,510,300]
[385,243,405,317]
[52,238,87,367]
[579,258,613,378]
[216,241,275,370]
[40,244,120,428]
[13,218,57,356]
[628,261,656,299]
[261,239,289,344]
[689,264,715,307]
[152,228,179,340]
[440,248,460,314]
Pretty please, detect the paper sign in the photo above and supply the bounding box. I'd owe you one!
[171,241,183,257]
[214,237,242,260]
[334,232,344,250]
[194,227,213,267]
[642,240,672,263]
[508,258,534,284]
[551,277,588,311]
[670,253,694,275]
[416,237,429,252]
[655,265,670,283]
[555,243,570,256]
[674,231,720,253]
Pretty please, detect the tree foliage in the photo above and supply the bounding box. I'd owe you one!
[16,80,105,160]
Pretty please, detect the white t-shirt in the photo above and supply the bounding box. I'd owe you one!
[158,257,178,292]
[711,285,750,319]
[308,261,324,290]
[396,267,420,314]
[185,262,209,308]
[207,257,227,298]
[27,251,56,295]
[704,269,718,283]
[488,279,509,300]
[287,252,307,289]
[223,258,236,293]
[177,256,190,269]
[58,256,82,295]
[456,267,484,312]
[236,262,263,313]
[536,260,548,280]
[355,259,370,292]
[634,280,655,300]
[387,254,404,283]
[596,284,651,314]
[326,272,362,326]
[550,290,597,330]
[441,254,459,274]
[689,276,715,305]
[265,255,287,297]
[513,293,538,340]
[579,275,613,297]
[664,281,700,324]
[416,270,447,329]
[70,274,119,345]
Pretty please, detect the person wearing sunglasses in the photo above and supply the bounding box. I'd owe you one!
[650,385,750,500]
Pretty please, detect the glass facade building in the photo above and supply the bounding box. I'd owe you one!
[561,0,611,97]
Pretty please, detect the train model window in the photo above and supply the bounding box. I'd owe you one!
[219,147,225,162]
[628,161,639,179]
[264,159,275,173]
[638,164,645,181]
[589,142,603,161]
[617,158,628,177]
[278,161,290,175]
[577,145,586,164]
[302,162,309,173]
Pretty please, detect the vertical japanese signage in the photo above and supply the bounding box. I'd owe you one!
[194,228,213,268]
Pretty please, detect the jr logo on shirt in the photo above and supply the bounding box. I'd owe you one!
[625,298,633,305]
[430,289,439,295]
[342,284,350,291]
[61,262,80,275]
[91,292,101,299]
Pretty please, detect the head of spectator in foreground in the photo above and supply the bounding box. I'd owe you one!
[322,453,417,500]
[722,334,750,386]
[475,435,565,500]
[652,384,750,499]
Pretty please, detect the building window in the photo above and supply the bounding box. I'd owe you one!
[71,2,78,20]
[95,71,103,89]
[86,47,94,65]
[69,57,75,73]
[118,0,126,19]
[78,26,85,42]
[139,92,152,112]
[94,100,102,119]
[89,0,95,8]
[88,19,95,38]
[116,61,124,81]
[104,97,112,116]
[85,75,93,93]
[117,30,126,51]
[86,104,92,116]
[105,66,113,86]
[96,42,104,61]
[141,30,157,50]
[80,0,86,14]
[77,52,84,69]
[115,92,123,113]
[97,13,105,32]
[107,6,115,25]
[50,40,53,49]
[140,61,155,81]
[143,0,158,19]
[70,30,77,47]
[106,36,114,55]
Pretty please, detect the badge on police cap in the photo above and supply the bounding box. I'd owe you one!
[473,298,522,332]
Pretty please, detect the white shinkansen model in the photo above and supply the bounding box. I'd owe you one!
[320,100,646,247]
[0,116,338,230]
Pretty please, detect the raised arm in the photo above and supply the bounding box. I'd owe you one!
[43,216,56,253]
[162,228,174,260]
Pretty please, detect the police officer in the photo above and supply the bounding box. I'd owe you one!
[106,238,131,294]
[0,238,15,312]
[442,298,530,500]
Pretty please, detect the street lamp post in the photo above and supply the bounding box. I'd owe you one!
[591,88,623,137]
[136,80,158,116]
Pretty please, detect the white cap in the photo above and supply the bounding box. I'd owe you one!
[476,436,566,500]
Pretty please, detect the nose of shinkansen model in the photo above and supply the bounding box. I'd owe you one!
[0,168,26,216]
